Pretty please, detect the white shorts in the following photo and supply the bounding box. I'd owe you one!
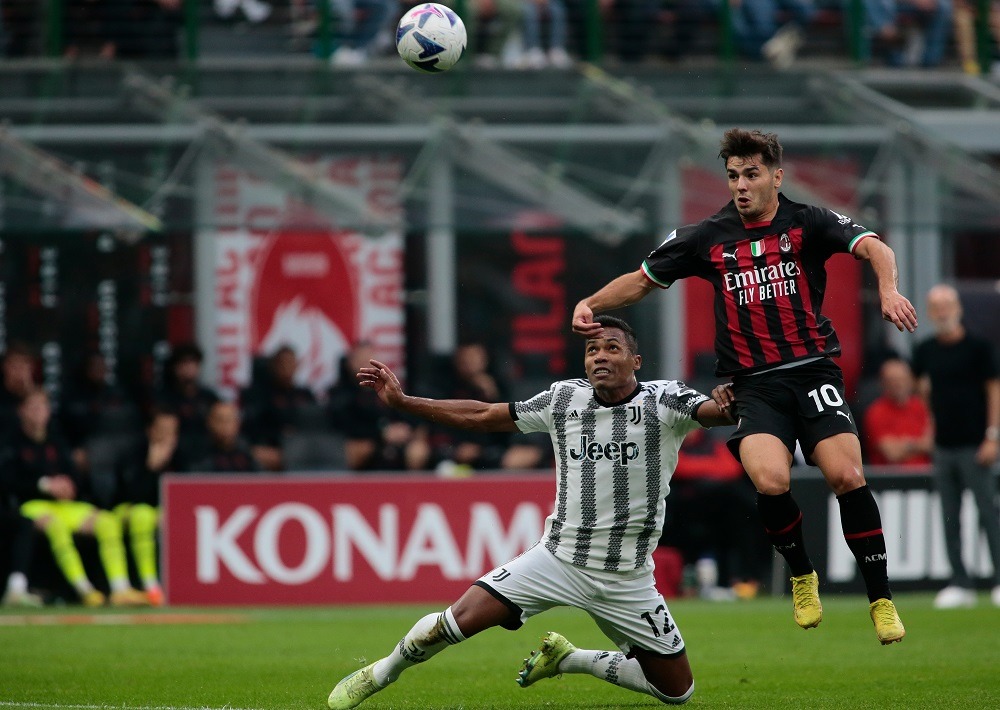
[474,543,685,657]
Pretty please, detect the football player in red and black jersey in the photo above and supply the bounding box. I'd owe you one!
[572,128,917,645]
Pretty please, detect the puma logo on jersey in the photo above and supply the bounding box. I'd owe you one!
[722,248,739,260]
[569,435,640,465]
[836,410,852,422]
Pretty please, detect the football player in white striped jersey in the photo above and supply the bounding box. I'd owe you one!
[327,315,735,709]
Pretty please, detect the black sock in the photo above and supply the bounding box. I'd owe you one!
[757,491,813,577]
[838,485,891,603]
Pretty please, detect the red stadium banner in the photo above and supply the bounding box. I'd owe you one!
[197,155,405,399]
[162,475,555,605]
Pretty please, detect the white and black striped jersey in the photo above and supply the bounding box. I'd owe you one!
[511,379,709,575]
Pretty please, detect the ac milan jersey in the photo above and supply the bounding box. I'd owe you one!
[511,379,707,575]
[642,193,877,376]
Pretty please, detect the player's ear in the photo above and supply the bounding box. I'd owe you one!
[773,167,783,189]
[633,354,642,372]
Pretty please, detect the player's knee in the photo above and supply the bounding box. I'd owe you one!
[129,504,158,535]
[649,678,694,705]
[749,468,791,496]
[93,509,123,540]
[825,467,865,495]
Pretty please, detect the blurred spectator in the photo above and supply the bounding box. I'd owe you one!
[0,510,43,606]
[859,0,953,67]
[0,389,148,607]
[522,0,573,68]
[425,342,519,472]
[913,284,1000,609]
[189,401,261,473]
[660,427,769,600]
[116,0,183,59]
[725,0,816,68]
[114,410,184,606]
[953,0,1000,74]
[446,0,524,68]
[59,351,139,475]
[241,344,316,471]
[153,343,219,465]
[64,0,118,59]
[600,0,661,62]
[214,0,273,23]
[0,343,37,438]
[861,357,933,466]
[328,342,427,470]
[327,0,395,66]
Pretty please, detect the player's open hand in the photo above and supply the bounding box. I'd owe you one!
[356,359,405,406]
[881,291,918,333]
[572,301,604,337]
[710,383,736,418]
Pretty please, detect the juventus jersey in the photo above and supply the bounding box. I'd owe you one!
[511,378,708,575]
[642,193,877,376]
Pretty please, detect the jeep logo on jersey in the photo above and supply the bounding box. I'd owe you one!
[568,435,640,465]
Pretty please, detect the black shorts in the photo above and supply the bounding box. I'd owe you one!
[726,358,859,465]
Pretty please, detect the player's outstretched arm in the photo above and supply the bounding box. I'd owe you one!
[695,386,737,427]
[357,359,518,433]
[854,238,918,333]
[572,269,656,337]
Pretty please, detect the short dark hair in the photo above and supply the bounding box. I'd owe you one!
[593,315,639,354]
[719,128,782,169]
[169,342,203,365]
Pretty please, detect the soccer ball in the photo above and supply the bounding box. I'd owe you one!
[395,3,467,74]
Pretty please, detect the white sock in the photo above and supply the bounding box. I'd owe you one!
[372,607,466,687]
[6,572,28,595]
[109,578,131,593]
[560,649,693,703]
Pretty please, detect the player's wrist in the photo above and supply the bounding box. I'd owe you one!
[986,425,999,442]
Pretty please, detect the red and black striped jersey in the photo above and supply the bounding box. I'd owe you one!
[642,193,877,377]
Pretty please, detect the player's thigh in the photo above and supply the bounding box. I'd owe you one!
[20,499,58,523]
[810,433,866,494]
[738,434,795,494]
[55,501,102,533]
[790,361,860,471]
[587,573,686,659]
[470,543,588,631]
[727,376,798,469]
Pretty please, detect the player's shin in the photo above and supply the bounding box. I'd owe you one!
[838,485,891,602]
[560,651,693,704]
[371,608,466,686]
[756,491,813,575]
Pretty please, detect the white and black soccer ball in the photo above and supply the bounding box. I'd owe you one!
[395,3,467,73]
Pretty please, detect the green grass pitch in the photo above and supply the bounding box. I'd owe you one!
[3,593,999,709]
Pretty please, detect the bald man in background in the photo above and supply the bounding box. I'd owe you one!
[913,284,1000,609]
